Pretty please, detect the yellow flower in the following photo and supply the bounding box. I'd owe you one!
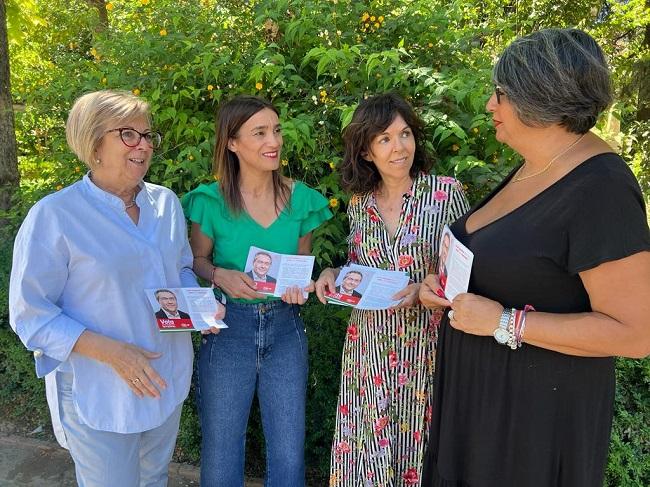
[207,84,214,91]
[101,77,107,84]
[141,0,150,5]
[132,88,141,96]
[378,15,385,22]
[472,127,479,134]
[90,48,98,57]
[329,198,339,208]
[374,22,380,28]
[364,23,370,29]
[451,144,459,152]
[370,15,376,21]
[106,2,114,11]
[361,12,369,21]
[428,42,433,48]
[255,82,263,90]
[320,90,327,98]
[69,42,74,50]
[281,159,289,166]
[329,161,336,170]
[74,166,81,172]
[188,155,194,161]
[160,28,168,36]
[56,185,63,191]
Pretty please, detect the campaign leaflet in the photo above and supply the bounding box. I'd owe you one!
[244,246,315,299]
[324,263,410,310]
[437,225,474,301]
[145,287,227,333]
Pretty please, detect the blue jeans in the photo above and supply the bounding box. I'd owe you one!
[56,372,182,487]
[197,300,308,487]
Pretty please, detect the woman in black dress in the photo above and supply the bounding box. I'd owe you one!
[419,28,650,486]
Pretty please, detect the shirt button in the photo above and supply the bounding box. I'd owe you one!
[33,349,44,358]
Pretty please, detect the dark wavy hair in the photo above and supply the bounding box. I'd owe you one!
[213,95,290,213]
[339,92,433,194]
[493,28,612,134]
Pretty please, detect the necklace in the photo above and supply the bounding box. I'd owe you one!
[513,133,587,183]
[123,193,137,210]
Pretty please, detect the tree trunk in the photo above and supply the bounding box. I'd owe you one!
[637,0,650,121]
[86,0,108,32]
[0,0,19,232]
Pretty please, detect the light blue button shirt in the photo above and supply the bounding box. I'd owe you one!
[9,174,197,435]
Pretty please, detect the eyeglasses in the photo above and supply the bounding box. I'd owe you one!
[494,85,505,104]
[106,128,162,148]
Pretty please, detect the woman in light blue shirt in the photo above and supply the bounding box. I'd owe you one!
[9,90,214,486]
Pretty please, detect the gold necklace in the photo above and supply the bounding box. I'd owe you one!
[513,133,587,183]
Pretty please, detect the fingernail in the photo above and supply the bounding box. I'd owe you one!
[435,289,445,298]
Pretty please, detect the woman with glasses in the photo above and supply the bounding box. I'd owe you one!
[420,29,650,486]
[182,95,332,486]
[9,90,215,486]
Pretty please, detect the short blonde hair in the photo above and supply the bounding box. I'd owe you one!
[66,90,151,167]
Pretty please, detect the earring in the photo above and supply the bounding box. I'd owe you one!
[95,159,101,165]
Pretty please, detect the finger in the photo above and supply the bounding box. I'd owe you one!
[305,280,315,293]
[128,381,144,398]
[287,286,304,304]
[136,376,161,398]
[419,286,451,308]
[139,349,163,359]
[240,273,258,289]
[127,374,157,398]
[208,326,221,334]
[391,287,410,301]
[315,280,328,304]
[143,363,167,391]
[239,285,265,300]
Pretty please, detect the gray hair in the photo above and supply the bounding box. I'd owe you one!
[66,90,152,167]
[493,28,612,134]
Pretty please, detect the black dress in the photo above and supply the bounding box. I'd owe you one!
[422,153,650,487]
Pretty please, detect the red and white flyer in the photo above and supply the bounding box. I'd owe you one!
[437,225,474,301]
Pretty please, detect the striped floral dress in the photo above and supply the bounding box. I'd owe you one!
[329,173,469,487]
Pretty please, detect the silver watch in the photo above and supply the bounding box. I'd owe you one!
[493,308,512,345]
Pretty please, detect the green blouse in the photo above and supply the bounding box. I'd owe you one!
[182,181,332,303]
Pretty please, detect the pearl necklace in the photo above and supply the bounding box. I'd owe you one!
[513,133,587,183]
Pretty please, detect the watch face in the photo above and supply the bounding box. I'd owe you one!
[493,328,510,344]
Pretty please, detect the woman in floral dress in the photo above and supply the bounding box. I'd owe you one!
[315,93,469,486]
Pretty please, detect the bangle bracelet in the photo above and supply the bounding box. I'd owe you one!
[210,266,218,286]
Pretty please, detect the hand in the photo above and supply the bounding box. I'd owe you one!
[102,339,167,399]
[390,283,421,309]
[314,268,338,304]
[281,281,313,305]
[419,273,452,309]
[448,293,503,336]
[202,302,226,335]
[213,268,265,300]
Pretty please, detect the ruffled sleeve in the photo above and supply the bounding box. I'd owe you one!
[181,183,224,242]
[289,182,333,236]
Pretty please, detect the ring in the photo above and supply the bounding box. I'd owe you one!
[131,378,141,384]
[448,310,455,321]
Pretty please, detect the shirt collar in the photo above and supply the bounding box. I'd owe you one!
[82,172,146,210]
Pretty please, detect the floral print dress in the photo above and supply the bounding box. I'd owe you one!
[329,173,469,487]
